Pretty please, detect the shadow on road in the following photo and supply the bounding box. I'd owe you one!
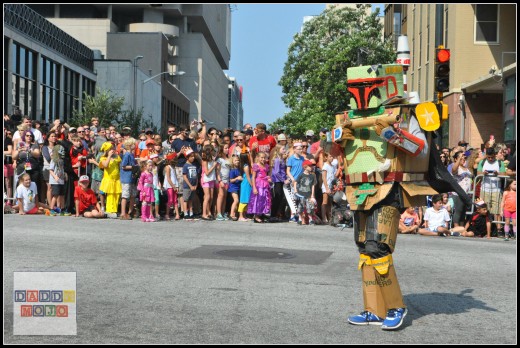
[401,289,498,329]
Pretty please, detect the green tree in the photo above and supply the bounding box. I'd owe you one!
[274,4,396,136]
[71,88,157,138]
[71,88,125,128]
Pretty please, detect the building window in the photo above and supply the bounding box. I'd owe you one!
[475,4,499,43]
[11,42,37,119]
[40,56,60,122]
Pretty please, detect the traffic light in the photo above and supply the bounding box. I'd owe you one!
[434,48,450,93]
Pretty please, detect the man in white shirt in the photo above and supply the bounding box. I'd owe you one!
[12,116,44,146]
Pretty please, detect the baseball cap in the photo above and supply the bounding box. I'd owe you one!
[145,139,155,146]
[320,127,329,134]
[458,140,468,146]
[145,128,153,134]
[277,133,287,141]
[79,175,90,183]
[303,160,314,167]
[185,149,194,156]
[305,130,315,137]
[165,152,177,161]
[69,127,77,133]
[244,129,253,136]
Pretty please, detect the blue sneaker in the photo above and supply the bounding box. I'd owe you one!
[289,216,298,223]
[381,307,408,330]
[347,311,383,326]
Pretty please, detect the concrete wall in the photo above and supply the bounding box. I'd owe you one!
[177,33,228,130]
[47,18,117,57]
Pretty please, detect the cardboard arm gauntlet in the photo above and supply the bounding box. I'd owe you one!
[379,127,425,156]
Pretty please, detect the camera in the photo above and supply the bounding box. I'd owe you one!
[86,154,95,160]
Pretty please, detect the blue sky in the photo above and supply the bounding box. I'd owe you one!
[226,4,383,128]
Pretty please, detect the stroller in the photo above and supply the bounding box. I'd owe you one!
[329,178,353,228]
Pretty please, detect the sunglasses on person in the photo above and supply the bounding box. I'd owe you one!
[6,132,12,135]
[236,138,244,142]
[168,130,175,133]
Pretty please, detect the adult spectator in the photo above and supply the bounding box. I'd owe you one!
[477,147,506,234]
[82,124,94,148]
[447,151,473,227]
[12,116,44,146]
[244,129,254,146]
[93,127,108,155]
[243,123,253,132]
[57,128,77,214]
[76,126,89,152]
[310,128,328,155]
[248,123,276,163]
[506,151,516,177]
[162,124,177,150]
[172,125,199,210]
[228,130,242,156]
[4,127,14,205]
[304,130,315,154]
[42,130,58,206]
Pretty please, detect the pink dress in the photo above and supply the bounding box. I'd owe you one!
[138,171,155,203]
[247,163,271,215]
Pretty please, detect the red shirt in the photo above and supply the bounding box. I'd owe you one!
[74,186,97,213]
[248,135,277,156]
[70,146,88,174]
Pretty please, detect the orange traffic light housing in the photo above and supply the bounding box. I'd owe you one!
[435,48,450,93]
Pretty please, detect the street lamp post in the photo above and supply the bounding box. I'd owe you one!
[143,71,185,85]
[133,55,144,112]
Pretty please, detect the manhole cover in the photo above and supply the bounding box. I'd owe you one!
[215,249,295,260]
[178,245,333,265]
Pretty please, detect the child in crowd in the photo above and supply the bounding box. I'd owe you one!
[119,138,138,220]
[419,194,466,237]
[216,143,231,221]
[74,175,105,218]
[200,145,218,220]
[163,152,180,221]
[70,135,88,185]
[150,154,162,220]
[321,152,335,224]
[14,173,50,215]
[227,155,242,221]
[270,144,289,222]
[182,149,199,220]
[88,149,105,213]
[294,160,317,225]
[501,179,516,241]
[48,144,66,215]
[99,142,122,218]
[238,152,252,222]
[399,206,420,234]
[137,160,155,222]
[465,201,490,239]
[441,193,453,214]
[247,152,272,223]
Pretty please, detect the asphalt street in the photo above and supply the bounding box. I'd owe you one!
[3,215,517,344]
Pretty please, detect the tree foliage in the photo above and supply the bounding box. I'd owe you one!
[71,88,157,138]
[273,5,396,136]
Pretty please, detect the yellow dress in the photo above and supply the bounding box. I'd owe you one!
[99,155,122,213]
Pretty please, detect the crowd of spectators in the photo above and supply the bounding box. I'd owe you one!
[3,113,516,239]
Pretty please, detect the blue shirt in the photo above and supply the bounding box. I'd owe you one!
[173,138,198,168]
[228,168,241,193]
[120,151,136,184]
[287,154,304,181]
[182,162,199,189]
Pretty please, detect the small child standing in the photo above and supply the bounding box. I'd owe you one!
[74,175,105,218]
[270,144,289,222]
[321,152,335,224]
[294,160,317,225]
[48,144,66,215]
[163,152,180,221]
[137,160,155,222]
[501,179,516,240]
[227,155,242,221]
[70,135,88,185]
[15,173,50,215]
[238,152,253,222]
[247,152,272,223]
[216,144,231,221]
[201,145,218,220]
[182,149,199,220]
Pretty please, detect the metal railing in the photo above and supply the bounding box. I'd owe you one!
[466,174,511,227]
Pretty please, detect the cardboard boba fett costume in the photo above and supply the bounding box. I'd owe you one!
[333,64,471,329]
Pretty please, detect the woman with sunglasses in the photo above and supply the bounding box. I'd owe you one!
[12,130,42,195]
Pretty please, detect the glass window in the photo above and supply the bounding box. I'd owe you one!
[475,4,498,43]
